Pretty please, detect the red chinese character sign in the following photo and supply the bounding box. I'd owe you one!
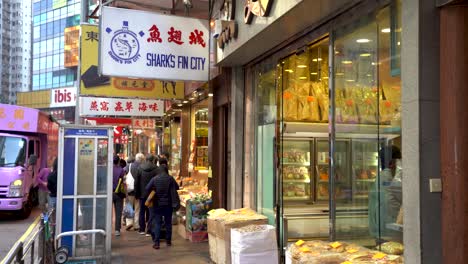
[99,7,209,82]
[79,97,164,117]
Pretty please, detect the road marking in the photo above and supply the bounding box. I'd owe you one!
[0,215,41,264]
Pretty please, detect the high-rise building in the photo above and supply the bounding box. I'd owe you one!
[32,0,81,91]
[1,0,32,103]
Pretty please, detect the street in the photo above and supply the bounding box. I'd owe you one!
[0,207,41,260]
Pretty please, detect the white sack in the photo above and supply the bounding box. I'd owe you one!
[231,249,279,264]
[231,225,277,253]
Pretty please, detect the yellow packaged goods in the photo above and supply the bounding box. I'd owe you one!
[283,90,298,121]
[312,82,329,122]
[380,242,404,255]
[287,240,404,264]
[356,88,378,124]
[379,99,394,124]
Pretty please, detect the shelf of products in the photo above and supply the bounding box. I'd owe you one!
[194,109,209,170]
[282,141,312,202]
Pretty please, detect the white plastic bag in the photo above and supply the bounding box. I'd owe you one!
[125,163,134,192]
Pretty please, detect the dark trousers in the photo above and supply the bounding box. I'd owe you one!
[113,194,123,231]
[138,198,149,232]
[153,206,173,244]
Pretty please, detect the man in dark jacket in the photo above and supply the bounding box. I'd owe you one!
[135,154,158,235]
[145,164,179,249]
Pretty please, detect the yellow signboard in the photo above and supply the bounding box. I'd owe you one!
[80,24,184,99]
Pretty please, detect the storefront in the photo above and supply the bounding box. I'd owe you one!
[214,0,441,262]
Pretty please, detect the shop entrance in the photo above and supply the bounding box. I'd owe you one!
[251,0,403,254]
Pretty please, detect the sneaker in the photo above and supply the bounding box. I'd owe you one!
[115,231,121,236]
[139,232,146,235]
[145,233,151,237]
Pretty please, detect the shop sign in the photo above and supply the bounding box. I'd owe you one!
[50,87,77,108]
[216,21,237,49]
[80,24,185,100]
[65,128,109,137]
[79,97,164,117]
[132,118,156,129]
[244,0,273,24]
[99,7,209,82]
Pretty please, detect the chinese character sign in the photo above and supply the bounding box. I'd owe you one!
[79,97,164,117]
[80,24,185,99]
[132,118,156,129]
[99,7,209,82]
[0,104,39,133]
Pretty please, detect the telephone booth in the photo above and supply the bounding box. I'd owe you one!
[56,125,113,263]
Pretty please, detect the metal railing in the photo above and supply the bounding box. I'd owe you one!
[2,210,55,264]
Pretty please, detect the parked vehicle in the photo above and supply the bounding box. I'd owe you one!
[0,104,58,218]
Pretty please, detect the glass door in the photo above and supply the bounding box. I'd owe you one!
[254,61,277,226]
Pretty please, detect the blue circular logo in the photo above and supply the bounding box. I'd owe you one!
[110,30,140,61]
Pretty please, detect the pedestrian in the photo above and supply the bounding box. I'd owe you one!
[47,158,58,210]
[135,154,158,236]
[128,153,144,231]
[145,163,179,249]
[112,155,125,236]
[36,164,51,213]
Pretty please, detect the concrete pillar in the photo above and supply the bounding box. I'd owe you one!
[440,4,468,263]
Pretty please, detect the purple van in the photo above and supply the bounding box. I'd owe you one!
[0,104,58,218]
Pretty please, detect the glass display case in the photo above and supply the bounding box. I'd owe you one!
[194,109,209,170]
[351,139,379,200]
[282,140,312,202]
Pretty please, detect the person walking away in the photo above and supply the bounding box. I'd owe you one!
[145,164,179,249]
[128,153,144,231]
[112,155,125,236]
[36,165,51,213]
[135,154,158,236]
[47,158,58,210]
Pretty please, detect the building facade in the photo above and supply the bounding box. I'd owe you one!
[0,0,32,103]
[32,0,81,91]
[210,0,467,263]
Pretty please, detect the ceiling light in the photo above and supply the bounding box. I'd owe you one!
[336,73,344,76]
[381,28,391,33]
[360,53,371,57]
[299,76,307,80]
[366,74,372,77]
[297,65,307,68]
[285,69,294,73]
[208,93,213,97]
[356,38,371,43]
[183,100,188,103]
[371,62,380,66]
[397,41,401,46]
[342,60,353,64]
[310,72,318,75]
[323,76,329,79]
[346,79,355,82]
[177,103,183,107]
[312,58,323,62]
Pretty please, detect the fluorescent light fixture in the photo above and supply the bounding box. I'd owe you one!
[310,72,318,75]
[323,76,329,79]
[208,93,214,97]
[183,100,188,103]
[346,79,355,82]
[312,58,323,62]
[371,62,381,66]
[397,41,401,46]
[381,28,391,33]
[285,69,294,73]
[177,103,183,106]
[342,60,353,64]
[366,74,372,77]
[356,38,371,43]
[297,65,307,68]
[336,73,344,76]
[360,53,371,57]
[299,76,307,80]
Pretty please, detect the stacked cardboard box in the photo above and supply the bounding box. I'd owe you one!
[186,199,212,243]
[207,208,268,264]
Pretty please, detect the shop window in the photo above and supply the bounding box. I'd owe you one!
[333,1,402,249]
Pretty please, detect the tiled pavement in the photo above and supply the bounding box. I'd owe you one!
[111,226,211,264]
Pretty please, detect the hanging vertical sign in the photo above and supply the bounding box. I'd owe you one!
[99,7,209,82]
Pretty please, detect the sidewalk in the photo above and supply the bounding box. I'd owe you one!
[111,227,211,264]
